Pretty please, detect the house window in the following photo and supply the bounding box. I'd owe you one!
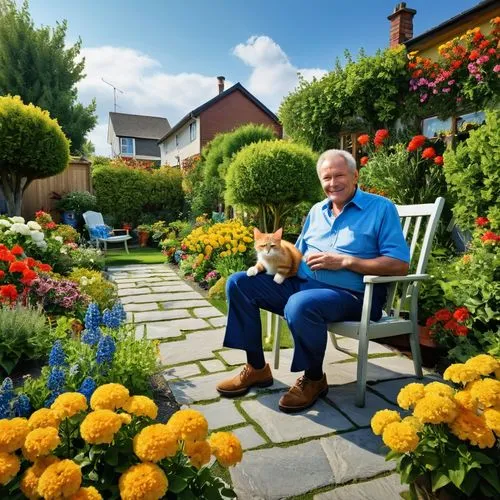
[175,134,180,147]
[422,111,485,138]
[189,122,197,142]
[422,116,452,138]
[120,137,134,155]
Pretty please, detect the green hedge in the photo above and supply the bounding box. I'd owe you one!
[92,165,184,224]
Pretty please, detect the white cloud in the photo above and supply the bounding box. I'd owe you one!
[232,36,327,111]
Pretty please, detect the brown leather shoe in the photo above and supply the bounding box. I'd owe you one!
[216,363,273,397]
[278,374,328,413]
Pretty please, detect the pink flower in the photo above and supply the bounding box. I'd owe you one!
[433,89,438,94]
[494,65,500,73]
[442,87,451,93]
[447,80,455,86]
[420,94,428,103]
[467,63,478,73]
[476,55,489,64]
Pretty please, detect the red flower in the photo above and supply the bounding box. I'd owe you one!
[407,135,426,152]
[374,129,389,147]
[473,31,484,43]
[479,39,491,49]
[35,263,52,273]
[425,316,437,328]
[435,308,452,322]
[451,60,462,70]
[11,245,24,256]
[443,319,458,332]
[35,210,45,218]
[455,325,469,337]
[20,269,37,285]
[434,156,444,166]
[0,284,18,302]
[475,217,489,227]
[9,261,28,274]
[0,250,15,263]
[421,147,437,159]
[357,134,370,146]
[45,222,57,230]
[469,49,480,60]
[481,231,500,244]
[23,257,36,268]
[453,307,470,323]
[360,156,369,166]
[0,270,4,280]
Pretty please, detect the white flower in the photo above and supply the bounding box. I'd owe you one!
[53,236,63,243]
[11,223,31,235]
[36,240,47,250]
[0,219,12,228]
[9,216,25,224]
[27,221,42,231]
[30,230,45,242]
[80,277,89,286]
[60,246,68,254]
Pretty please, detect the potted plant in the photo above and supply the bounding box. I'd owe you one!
[55,191,97,228]
[136,224,152,247]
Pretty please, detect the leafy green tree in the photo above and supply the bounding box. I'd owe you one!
[279,47,415,152]
[0,95,70,215]
[226,140,321,231]
[0,0,97,154]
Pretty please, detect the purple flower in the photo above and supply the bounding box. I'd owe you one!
[467,63,478,74]
[78,377,96,402]
[96,336,116,364]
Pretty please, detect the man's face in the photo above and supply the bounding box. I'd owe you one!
[319,155,358,208]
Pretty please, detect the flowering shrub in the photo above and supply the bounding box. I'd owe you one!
[371,354,500,498]
[68,245,105,271]
[408,18,500,118]
[0,377,31,418]
[0,215,48,253]
[426,307,471,345]
[68,268,118,311]
[0,387,240,498]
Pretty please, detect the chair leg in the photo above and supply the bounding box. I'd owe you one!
[103,240,107,253]
[272,315,282,370]
[265,310,273,345]
[355,330,370,408]
[329,331,354,355]
[409,328,423,379]
[124,239,129,254]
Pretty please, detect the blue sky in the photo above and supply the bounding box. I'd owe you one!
[27,0,480,154]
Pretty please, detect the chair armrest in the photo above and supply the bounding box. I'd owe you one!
[111,228,129,235]
[363,273,429,284]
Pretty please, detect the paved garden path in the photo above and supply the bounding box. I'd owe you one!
[108,263,439,500]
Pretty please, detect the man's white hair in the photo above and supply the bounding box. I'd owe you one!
[316,149,357,177]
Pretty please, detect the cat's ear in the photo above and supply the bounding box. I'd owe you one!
[273,228,283,239]
[254,227,263,239]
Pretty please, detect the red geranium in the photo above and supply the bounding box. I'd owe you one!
[374,129,389,147]
[357,134,370,146]
[0,284,18,303]
[45,222,57,230]
[0,270,4,280]
[434,156,444,165]
[469,49,480,60]
[475,217,489,227]
[455,325,469,337]
[34,262,52,273]
[434,308,452,322]
[0,249,15,262]
[407,135,426,152]
[20,269,37,286]
[425,316,437,328]
[9,261,28,274]
[421,147,437,159]
[481,231,500,244]
[360,156,369,166]
[453,307,470,322]
[443,319,459,332]
[23,257,36,268]
[11,245,24,256]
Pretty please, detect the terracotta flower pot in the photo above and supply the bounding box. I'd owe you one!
[138,230,150,247]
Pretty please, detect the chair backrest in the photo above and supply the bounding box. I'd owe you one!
[82,211,105,229]
[387,197,445,317]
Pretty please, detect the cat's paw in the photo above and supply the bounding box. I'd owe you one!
[247,266,258,277]
[273,273,285,284]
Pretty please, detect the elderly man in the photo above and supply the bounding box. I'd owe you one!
[217,149,410,412]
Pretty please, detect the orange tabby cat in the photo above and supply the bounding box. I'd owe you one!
[247,228,303,284]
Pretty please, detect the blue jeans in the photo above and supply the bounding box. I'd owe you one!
[223,272,386,372]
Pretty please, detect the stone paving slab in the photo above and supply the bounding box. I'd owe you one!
[231,441,335,500]
[200,359,227,372]
[190,399,246,430]
[150,284,194,293]
[217,349,246,366]
[314,474,406,500]
[192,306,225,319]
[324,383,398,427]
[163,364,201,380]
[232,425,267,450]
[320,429,395,485]
[132,309,191,323]
[208,316,227,327]
[124,303,159,313]
[135,318,212,339]
[121,292,201,304]
[161,300,209,310]
[241,393,354,443]
[117,287,152,297]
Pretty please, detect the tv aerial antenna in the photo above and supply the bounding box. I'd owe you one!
[102,78,124,112]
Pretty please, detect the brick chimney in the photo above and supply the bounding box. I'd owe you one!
[217,76,225,94]
[387,2,416,48]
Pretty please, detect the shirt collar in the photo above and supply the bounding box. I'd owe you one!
[321,187,367,213]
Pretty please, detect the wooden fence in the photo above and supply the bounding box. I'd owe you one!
[21,158,92,221]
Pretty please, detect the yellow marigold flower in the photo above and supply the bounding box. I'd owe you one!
[454,390,478,412]
[397,383,425,409]
[370,409,401,435]
[119,413,132,425]
[449,410,495,449]
[237,244,246,253]
[20,456,60,500]
[424,381,454,399]
[51,392,88,419]
[469,378,500,408]
[465,355,500,377]
[28,409,61,430]
[167,409,208,441]
[443,364,480,384]
[90,383,129,411]
[209,432,243,467]
[68,486,103,500]
[0,451,20,486]
[413,394,458,424]
[119,462,168,500]
[123,396,158,420]
[133,424,178,462]
[484,408,500,435]
[80,410,124,445]
[402,416,424,432]
[183,439,211,469]
[38,459,82,499]
[0,417,29,453]
[382,421,419,453]
[22,427,61,462]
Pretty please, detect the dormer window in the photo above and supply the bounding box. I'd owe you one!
[120,137,134,155]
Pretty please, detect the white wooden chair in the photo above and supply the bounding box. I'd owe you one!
[82,211,132,254]
[268,197,445,407]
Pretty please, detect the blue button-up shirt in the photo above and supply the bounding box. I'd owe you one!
[295,188,410,293]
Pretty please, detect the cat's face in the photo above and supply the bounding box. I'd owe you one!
[254,228,283,255]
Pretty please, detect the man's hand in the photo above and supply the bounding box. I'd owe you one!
[306,252,350,271]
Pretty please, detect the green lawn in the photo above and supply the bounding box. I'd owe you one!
[105,247,166,267]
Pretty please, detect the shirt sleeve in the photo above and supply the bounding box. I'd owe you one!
[377,202,410,263]
[294,212,311,254]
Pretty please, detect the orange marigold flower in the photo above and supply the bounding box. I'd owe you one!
[421,147,436,159]
[357,134,370,146]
